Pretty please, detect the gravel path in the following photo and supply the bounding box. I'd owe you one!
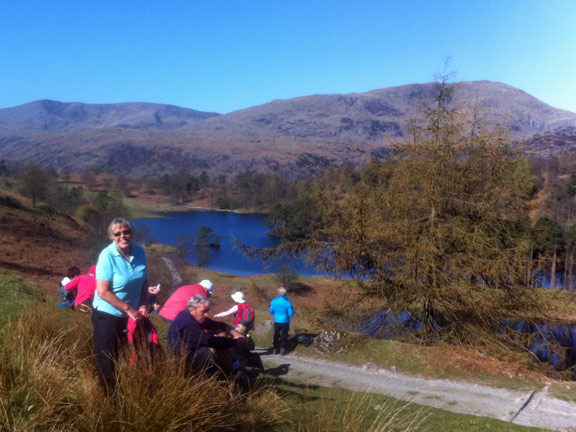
[160,258,575,430]
[259,350,576,431]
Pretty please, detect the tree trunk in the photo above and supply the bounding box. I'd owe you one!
[550,248,558,289]
[568,247,575,290]
[563,246,571,290]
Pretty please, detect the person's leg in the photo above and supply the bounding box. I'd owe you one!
[65,289,77,302]
[213,349,235,377]
[92,310,127,395]
[185,347,215,376]
[279,323,289,355]
[273,323,281,354]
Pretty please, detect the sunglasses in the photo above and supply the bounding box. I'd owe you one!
[113,229,132,237]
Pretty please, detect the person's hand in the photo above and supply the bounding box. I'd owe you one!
[230,330,245,339]
[126,306,140,320]
[138,304,149,318]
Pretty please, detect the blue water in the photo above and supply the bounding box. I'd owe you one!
[343,312,576,373]
[133,211,324,277]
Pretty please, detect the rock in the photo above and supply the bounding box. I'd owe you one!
[312,330,348,353]
[363,362,378,372]
[254,319,273,335]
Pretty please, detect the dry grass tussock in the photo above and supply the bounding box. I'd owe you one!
[0,302,430,431]
[292,392,429,432]
[0,304,286,432]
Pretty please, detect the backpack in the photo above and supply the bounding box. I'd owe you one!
[236,303,255,330]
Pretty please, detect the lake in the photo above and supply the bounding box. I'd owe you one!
[133,210,324,277]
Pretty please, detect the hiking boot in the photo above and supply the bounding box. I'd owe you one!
[57,300,74,308]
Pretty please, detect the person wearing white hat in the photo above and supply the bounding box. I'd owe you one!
[159,279,213,323]
[214,291,255,331]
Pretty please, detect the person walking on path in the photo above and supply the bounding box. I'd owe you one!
[213,291,255,332]
[269,287,293,355]
[158,280,213,323]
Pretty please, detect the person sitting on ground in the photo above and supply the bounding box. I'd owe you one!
[167,294,244,377]
[230,323,264,371]
[58,266,81,307]
[213,291,255,332]
[159,280,213,323]
[269,287,294,356]
[64,265,97,312]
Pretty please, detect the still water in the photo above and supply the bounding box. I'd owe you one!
[133,211,323,277]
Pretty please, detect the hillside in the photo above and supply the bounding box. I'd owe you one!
[0,193,94,293]
[1,81,576,178]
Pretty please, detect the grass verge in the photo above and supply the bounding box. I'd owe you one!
[263,374,546,432]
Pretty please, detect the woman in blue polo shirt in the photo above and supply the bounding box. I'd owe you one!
[92,217,148,395]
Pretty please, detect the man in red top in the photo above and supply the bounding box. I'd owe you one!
[65,265,96,311]
[159,280,213,323]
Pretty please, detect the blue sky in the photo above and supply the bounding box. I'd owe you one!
[1,1,575,114]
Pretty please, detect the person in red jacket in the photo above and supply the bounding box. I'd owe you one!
[65,265,96,312]
[159,280,213,323]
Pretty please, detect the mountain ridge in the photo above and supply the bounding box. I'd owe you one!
[0,100,220,135]
[1,80,576,177]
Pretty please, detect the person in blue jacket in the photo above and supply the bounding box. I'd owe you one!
[269,287,294,355]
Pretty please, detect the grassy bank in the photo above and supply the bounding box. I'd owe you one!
[0,271,551,431]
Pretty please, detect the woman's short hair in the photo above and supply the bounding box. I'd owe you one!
[277,287,287,296]
[107,218,135,239]
[66,266,81,279]
[187,294,210,309]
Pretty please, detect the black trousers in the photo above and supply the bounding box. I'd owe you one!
[273,322,290,351]
[92,309,128,395]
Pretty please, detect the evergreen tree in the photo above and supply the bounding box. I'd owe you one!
[19,161,52,207]
[302,76,536,341]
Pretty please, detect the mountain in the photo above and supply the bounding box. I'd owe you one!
[0,100,220,134]
[1,81,575,178]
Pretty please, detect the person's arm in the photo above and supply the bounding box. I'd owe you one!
[96,279,140,320]
[213,305,238,318]
[137,279,149,317]
[181,322,235,349]
[206,335,238,350]
[65,277,80,291]
[288,302,294,317]
[204,318,234,335]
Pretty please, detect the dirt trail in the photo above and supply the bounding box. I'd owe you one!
[260,351,576,431]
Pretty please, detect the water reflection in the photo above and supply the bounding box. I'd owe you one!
[133,211,324,277]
